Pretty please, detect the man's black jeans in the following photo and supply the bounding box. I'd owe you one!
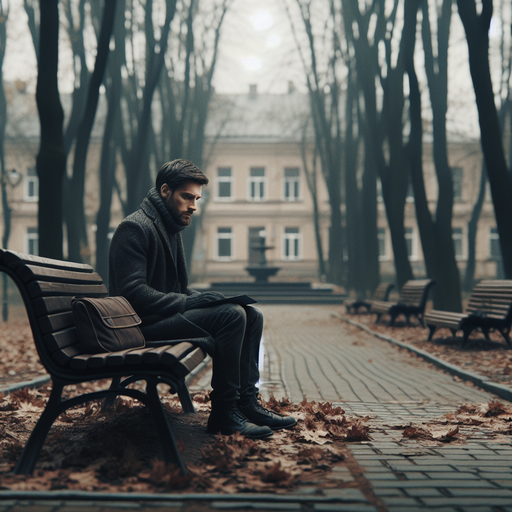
[182,303,263,403]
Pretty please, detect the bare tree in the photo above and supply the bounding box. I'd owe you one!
[66,0,117,263]
[342,0,415,290]
[36,0,66,260]
[457,0,512,279]
[408,0,462,311]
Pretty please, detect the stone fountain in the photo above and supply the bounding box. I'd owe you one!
[245,238,281,283]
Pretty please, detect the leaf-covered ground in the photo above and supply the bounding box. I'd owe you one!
[340,310,512,387]
[0,385,373,493]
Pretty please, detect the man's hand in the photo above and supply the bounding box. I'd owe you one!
[185,291,226,310]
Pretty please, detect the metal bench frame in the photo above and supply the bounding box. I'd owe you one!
[345,283,395,314]
[371,279,435,326]
[425,280,512,349]
[0,249,207,475]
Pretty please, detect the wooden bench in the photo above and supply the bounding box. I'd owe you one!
[0,248,208,475]
[424,280,512,349]
[371,279,435,326]
[345,283,395,314]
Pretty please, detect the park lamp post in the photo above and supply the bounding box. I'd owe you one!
[1,168,22,321]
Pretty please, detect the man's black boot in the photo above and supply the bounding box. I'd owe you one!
[238,395,297,430]
[207,401,273,439]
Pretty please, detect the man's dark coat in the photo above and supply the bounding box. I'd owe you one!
[109,197,214,353]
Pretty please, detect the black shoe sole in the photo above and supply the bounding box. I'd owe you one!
[207,427,273,439]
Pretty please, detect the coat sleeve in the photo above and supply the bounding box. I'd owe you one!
[108,220,188,319]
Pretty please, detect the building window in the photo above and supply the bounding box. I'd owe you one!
[282,227,301,261]
[405,227,417,261]
[248,167,266,201]
[24,168,39,202]
[489,227,501,259]
[216,167,233,201]
[406,179,414,203]
[451,167,463,201]
[283,167,300,201]
[377,178,383,202]
[378,228,387,260]
[452,227,463,260]
[216,227,233,261]
[24,227,38,255]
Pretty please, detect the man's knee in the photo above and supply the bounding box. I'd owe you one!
[246,306,263,331]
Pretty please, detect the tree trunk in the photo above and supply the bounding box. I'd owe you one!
[458,0,512,279]
[464,160,486,292]
[36,0,66,260]
[125,0,178,215]
[67,0,117,264]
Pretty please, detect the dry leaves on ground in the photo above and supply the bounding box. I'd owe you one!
[388,400,512,446]
[0,387,370,493]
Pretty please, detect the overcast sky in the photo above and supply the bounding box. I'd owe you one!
[3,0,510,140]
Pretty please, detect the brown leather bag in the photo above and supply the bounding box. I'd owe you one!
[71,296,145,354]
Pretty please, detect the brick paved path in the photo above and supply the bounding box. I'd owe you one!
[194,305,512,511]
[4,305,512,511]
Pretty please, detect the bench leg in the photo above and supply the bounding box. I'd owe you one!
[176,381,196,414]
[499,328,512,348]
[101,376,122,411]
[458,327,473,350]
[13,381,65,475]
[145,379,187,474]
[375,313,382,324]
[427,325,436,341]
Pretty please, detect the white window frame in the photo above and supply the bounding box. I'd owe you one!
[247,167,267,202]
[215,167,234,202]
[489,227,501,259]
[24,227,39,255]
[405,227,418,261]
[378,227,388,261]
[451,167,463,202]
[24,168,39,202]
[215,227,234,261]
[452,227,464,261]
[283,167,301,202]
[282,227,302,261]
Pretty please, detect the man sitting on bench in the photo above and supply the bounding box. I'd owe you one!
[109,159,296,439]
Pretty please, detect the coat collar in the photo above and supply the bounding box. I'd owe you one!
[141,197,173,259]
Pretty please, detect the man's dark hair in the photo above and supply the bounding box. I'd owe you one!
[156,159,209,192]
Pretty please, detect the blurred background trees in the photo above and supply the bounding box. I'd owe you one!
[0,0,511,305]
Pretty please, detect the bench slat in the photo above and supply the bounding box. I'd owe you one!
[38,311,75,335]
[33,297,74,317]
[173,348,207,378]
[53,345,83,366]
[27,281,107,299]
[44,327,80,353]
[2,250,93,273]
[18,265,103,285]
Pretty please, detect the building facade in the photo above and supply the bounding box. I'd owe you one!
[0,86,505,286]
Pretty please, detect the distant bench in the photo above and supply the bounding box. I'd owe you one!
[0,249,207,475]
[424,280,512,349]
[371,279,435,326]
[345,283,395,314]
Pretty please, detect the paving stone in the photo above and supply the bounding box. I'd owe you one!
[419,471,480,480]
[312,505,378,512]
[8,506,56,512]
[210,502,302,511]
[377,497,421,507]
[448,488,512,497]
[423,497,512,507]
[403,487,445,497]
[370,488,404,497]
[369,479,495,489]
